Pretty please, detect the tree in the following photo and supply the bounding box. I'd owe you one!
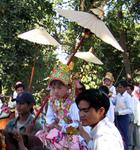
[0,0,56,93]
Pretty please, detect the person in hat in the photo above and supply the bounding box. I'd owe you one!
[5,92,42,135]
[76,89,124,150]
[102,72,116,122]
[36,62,89,150]
[103,72,116,100]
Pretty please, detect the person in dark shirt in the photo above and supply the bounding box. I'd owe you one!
[5,92,42,135]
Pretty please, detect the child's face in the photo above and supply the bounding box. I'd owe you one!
[50,84,67,99]
[126,86,132,95]
[16,87,24,94]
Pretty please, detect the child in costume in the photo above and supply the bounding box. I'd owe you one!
[36,62,88,150]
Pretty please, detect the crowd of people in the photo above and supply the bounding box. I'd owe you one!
[0,62,140,150]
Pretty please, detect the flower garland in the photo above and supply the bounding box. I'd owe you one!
[50,97,80,136]
[51,97,73,122]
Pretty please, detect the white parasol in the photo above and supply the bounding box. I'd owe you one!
[18,27,60,91]
[56,9,123,52]
[18,27,60,46]
[75,47,103,65]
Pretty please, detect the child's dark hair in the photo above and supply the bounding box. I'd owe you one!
[49,79,66,87]
[127,83,134,91]
[99,85,109,95]
[76,89,110,116]
[15,83,25,90]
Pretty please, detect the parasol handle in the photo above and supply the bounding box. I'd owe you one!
[32,95,50,124]
[67,29,91,65]
[28,65,35,92]
[28,45,39,92]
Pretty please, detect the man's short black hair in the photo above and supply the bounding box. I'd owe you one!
[116,80,128,88]
[75,89,110,116]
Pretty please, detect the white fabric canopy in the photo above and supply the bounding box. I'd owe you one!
[56,9,123,52]
[75,51,103,65]
[18,27,60,46]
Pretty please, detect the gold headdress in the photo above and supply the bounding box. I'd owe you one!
[49,61,74,85]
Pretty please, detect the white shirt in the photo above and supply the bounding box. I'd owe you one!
[88,117,124,150]
[115,91,132,115]
[132,96,140,126]
[106,85,116,122]
[109,85,116,102]
[0,99,3,108]
[106,100,115,122]
[8,91,17,109]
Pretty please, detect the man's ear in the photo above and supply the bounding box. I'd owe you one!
[98,107,105,116]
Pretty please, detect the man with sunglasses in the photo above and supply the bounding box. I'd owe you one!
[76,89,124,150]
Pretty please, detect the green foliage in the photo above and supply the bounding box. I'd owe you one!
[0,0,55,93]
[0,0,139,96]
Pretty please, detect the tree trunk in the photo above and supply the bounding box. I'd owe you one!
[120,31,132,79]
[80,0,85,11]
[118,11,132,79]
[80,0,109,11]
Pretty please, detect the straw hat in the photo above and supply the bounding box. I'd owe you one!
[104,72,114,82]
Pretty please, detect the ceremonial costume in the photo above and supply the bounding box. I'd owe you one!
[36,62,88,150]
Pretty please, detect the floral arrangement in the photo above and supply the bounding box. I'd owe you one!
[52,97,73,121]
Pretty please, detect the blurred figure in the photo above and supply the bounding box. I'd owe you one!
[127,83,140,150]
[99,85,115,122]
[75,80,86,96]
[8,81,25,109]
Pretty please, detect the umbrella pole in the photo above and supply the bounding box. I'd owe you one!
[67,29,91,65]
[28,64,35,92]
[28,46,39,92]
[32,94,50,124]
